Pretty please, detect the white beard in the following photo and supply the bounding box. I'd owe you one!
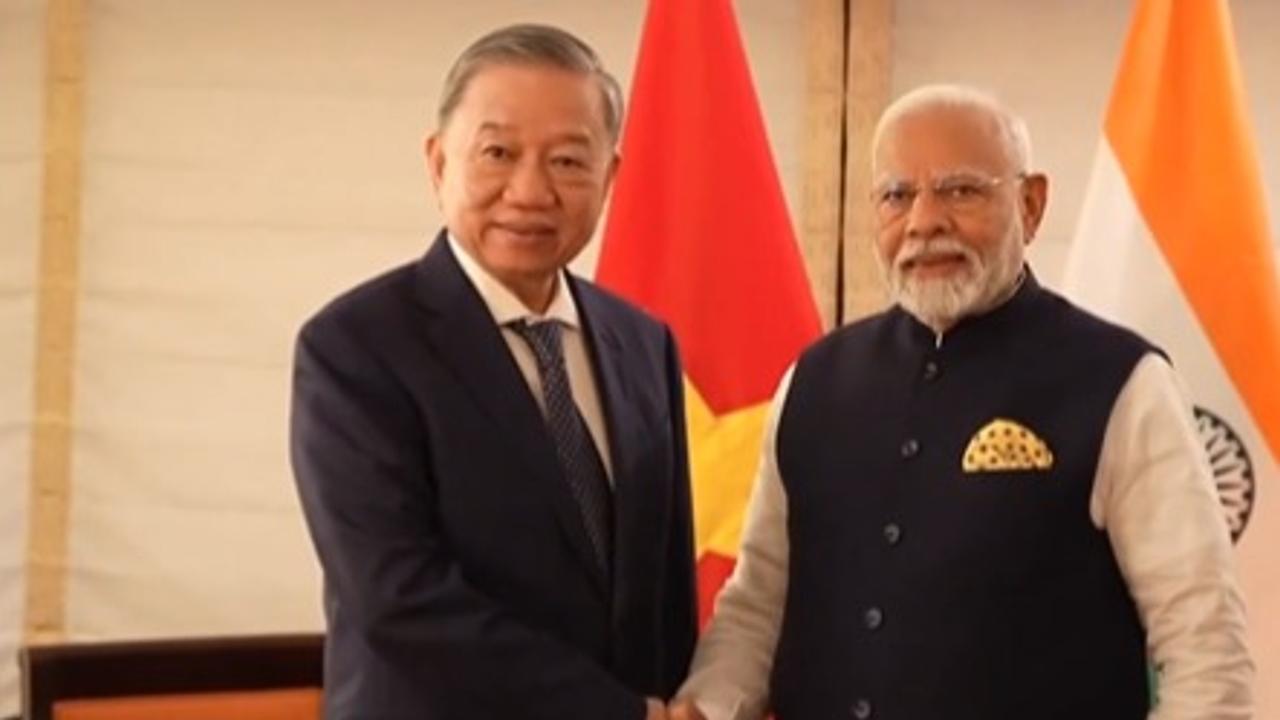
[881,230,1024,332]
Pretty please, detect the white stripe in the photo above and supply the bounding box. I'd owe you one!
[1066,139,1279,715]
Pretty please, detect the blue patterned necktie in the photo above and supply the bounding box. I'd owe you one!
[509,320,613,576]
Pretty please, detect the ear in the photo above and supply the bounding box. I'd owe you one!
[1018,172,1049,244]
[603,150,621,192]
[425,132,445,192]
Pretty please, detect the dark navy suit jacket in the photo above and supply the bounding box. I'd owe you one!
[290,233,697,719]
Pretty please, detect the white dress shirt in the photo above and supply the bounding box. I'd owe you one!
[447,235,613,481]
[678,353,1253,720]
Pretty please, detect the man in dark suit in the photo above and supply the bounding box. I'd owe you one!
[290,24,696,720]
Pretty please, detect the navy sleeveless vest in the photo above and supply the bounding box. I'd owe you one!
[771,276,1155,720]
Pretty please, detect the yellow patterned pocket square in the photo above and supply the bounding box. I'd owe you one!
[962,418,1054,472]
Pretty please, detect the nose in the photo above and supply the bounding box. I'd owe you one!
[503,157,555,208]
[903,187,951,239]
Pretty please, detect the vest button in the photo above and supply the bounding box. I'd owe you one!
[851,698,873,719]
[922,360,940,380]
[864,606,883,630]
[900,438,920,458]
[883,523,902,545]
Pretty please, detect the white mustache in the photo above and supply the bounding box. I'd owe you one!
[894,238,981,271]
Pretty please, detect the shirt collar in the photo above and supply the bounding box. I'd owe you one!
[447,233,580,329]
[897,265,1042,350]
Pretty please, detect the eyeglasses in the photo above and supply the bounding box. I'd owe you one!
[872,172,1025,222]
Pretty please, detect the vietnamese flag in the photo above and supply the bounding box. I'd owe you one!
[598,0,822,625]
[1064,0,1278,712]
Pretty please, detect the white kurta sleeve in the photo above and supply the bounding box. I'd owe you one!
[676,367,795,720]
[1091,352,1253,719]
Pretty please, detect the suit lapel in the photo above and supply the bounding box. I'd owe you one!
[413,234,608,598]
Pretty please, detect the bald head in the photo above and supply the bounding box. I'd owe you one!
[872,85,1032,178]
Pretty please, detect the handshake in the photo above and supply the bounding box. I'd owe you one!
[646,698,706,720]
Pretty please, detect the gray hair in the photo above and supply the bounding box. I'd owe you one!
[437,24,625,142]
[872,84,1033,173]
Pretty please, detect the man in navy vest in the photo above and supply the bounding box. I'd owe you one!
[670,85,1252,720]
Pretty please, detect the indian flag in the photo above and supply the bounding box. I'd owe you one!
[1064,0,1278,713]
[598,0,821,624]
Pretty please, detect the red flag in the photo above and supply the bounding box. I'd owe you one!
[599,0,822,624]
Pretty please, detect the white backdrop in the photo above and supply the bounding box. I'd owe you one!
[61,0,801,639]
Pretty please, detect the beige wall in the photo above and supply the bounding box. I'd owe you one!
[0,0,44,714]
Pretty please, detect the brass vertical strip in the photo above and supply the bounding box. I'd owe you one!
[26,0,86,644]
[842,0,893,322]
[800,0,847,330]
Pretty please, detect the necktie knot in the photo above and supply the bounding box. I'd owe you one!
[509,320,565,373]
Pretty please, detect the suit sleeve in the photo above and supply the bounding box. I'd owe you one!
[290,316,646,719]
[659,326,699,696]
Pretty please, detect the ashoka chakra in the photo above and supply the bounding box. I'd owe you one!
[1194,406,1255,544]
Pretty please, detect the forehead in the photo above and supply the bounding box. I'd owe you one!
[875,106,1011,178]
[449,62,608,139]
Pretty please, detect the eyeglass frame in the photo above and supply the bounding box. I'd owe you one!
[870,171,1030,223]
